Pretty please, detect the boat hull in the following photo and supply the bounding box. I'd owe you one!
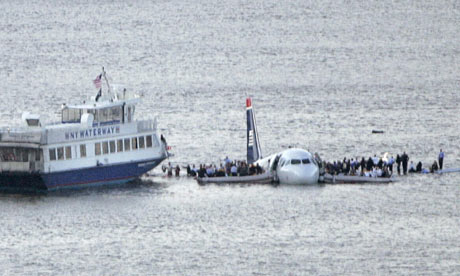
[0,157,165,192]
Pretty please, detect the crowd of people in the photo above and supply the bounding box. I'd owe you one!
[407,149,445,174]
[162,156,265,178]
[162,150,446,178]
[323,155,395,178]
[323,149,446,177]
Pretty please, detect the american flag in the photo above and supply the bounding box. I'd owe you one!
[93,74,102,89]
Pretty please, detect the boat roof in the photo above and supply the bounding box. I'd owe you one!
[64,97,140,109]
[64,84,141,110]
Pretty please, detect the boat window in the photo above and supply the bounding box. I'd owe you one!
[65,146,72,160]
[57,147,64,160]
[62,108,81,123]
[139,136,145,149]
[69,109,73,121]
[102,141,109,154]
[87,109,97,121]
[95,142,101,156]
[2,148,10,161]
[132,137,138,150]
[1,148,13,161]
[146,135,153,148]
[102,109,108,122]
[49,148,56,161]
[291,159,301,165]
[35,149,41,161]
[127,106,132,122]
[62,109,69,122]
[26,119,40,127]
[80,144,87,158]
[111,107,122,122]
[302,159,310,164]
[109,140,116,153]
[72,109,81,122]
[117,139,123,152]
[19,149,28,162]
[153,135,160,147]
[124,138,131,151]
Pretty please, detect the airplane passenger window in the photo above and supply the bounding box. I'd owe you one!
[291,159,301,165]
[302,159,310,164]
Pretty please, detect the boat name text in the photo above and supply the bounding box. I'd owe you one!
[65,126,120,140]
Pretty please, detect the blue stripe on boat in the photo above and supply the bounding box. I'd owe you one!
[42,157,164,190]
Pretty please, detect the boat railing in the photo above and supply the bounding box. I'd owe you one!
[0,128,44,144]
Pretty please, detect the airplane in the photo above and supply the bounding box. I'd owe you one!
[246,97,320,185]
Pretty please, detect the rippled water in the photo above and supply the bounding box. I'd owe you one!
[1,0,460,274]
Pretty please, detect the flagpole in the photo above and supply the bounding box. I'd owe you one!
[102,67,112,96]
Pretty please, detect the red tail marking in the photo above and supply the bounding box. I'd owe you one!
[246,98,252,108]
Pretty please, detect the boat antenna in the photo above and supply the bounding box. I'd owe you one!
[102,67,112,96]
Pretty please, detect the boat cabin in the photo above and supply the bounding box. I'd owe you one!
[61,87,139,126]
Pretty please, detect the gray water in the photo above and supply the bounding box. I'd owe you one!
[1,0,460,274]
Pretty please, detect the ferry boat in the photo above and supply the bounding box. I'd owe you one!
[0,70,169,191]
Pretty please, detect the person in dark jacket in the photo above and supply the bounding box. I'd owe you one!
[346,159,351,175]
[360,157,366,173]
[396,154,401,175]
[366,157,374,171]
[377,158,383,169]
[416,161,422,173]
[198,164,206,178]
[401,152,409,175]
[431,160,439,173]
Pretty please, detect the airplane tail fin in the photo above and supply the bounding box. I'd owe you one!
[246,98,262,164]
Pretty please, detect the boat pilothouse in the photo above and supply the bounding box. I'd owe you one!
[0,69,169,191]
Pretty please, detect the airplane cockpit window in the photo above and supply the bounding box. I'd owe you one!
[302,159,311,164]
[291,159,301,165]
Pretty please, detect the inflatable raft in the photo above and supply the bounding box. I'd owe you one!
[435,168,460,174]
[322,173,396,184]
[196,171,274,185]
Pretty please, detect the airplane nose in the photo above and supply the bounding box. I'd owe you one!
[293,166,319,185]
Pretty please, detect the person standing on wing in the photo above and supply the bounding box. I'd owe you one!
[438,149,445,170]
[401,152,409,175]
[396,154,401,175]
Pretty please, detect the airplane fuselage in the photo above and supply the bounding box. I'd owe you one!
[255,148,320,185]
